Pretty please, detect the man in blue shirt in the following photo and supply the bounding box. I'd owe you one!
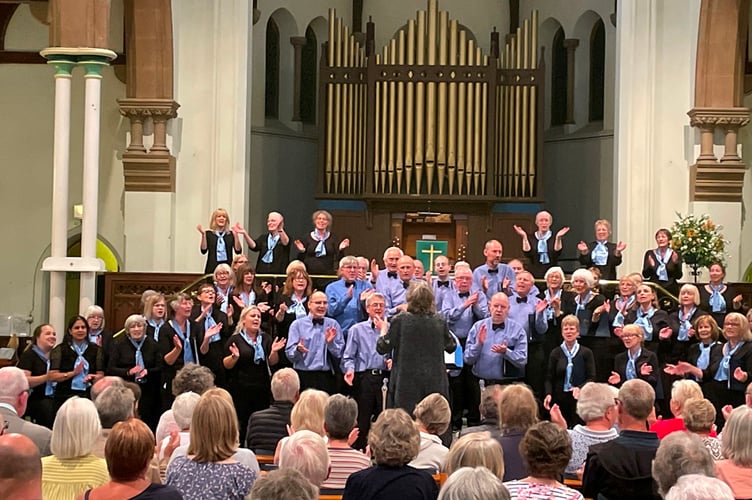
[440,264,489,429]
[325,256,373,337]
[382,255,415,317]
[430,255,454,311]
[472,240,516,301]
[464,292,527,384]
[343,293,391,450]
[370,246,404,298]
[286,291,345,395]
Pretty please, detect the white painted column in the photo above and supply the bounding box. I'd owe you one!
[39,52,75,336]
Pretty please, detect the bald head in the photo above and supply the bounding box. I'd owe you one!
[397,255,415,281]
[0,433,42,500]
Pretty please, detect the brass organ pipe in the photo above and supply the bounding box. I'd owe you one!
[514,30,521,197]
[388,38,397,193]
[333,17,343,193]
[405,19,415,194]
[415,9,426,193]
[447,19,458,194]
[342,25,351,194]
[425,0,437,194]
[354,44,362,193]
[456,29,466,195]
[465,38,475,195]
[380,45,389,192]
[521,20,529,197]
[374,53,381,192]
[396,30,406,193]
[505,42,512,197]
[325,9,335,192]
[437,10,448,194]
[476,50,486,195]
[530,10,538,195]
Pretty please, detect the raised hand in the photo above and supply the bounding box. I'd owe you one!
[271,336,286,352]
[659,327,672,340]
[196,224,206,234]
[257,302,271,314]
[296,340,309,353]
[663,364,680,376]
[572,386,581,400]
[543,394,552,410]
[261,281,273,294]
[733,366,748,382]
[501,277,510,291]
[172,334,182,351]
[640,363,653,376]
[232,295,246,309]
[608,371,621,385]
[577,241,588,254]
[325,326,337,343]
[477,324,487,345]
[204,323,222,341]
[555,227,570,239]
[294,239,305,252]
[228,343,240,359]
[370,259,380,280]
[535,299,548,314]
[344,371,355,386]
[278,302,288,314]
[339,238,350,250]
[513,225,528,238]
[616,241,627,253]
[549,403,567,429]
[491,341,507,354]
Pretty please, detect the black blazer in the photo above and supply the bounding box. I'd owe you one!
[699,284,747,327]
[642,249,683,295]
[50,341,101,402]
[659,308,709,364]
[157,320,200,393]
[575,294,609,337]
[297,233,344,276]
[524,234,562,279]
[545,344,596,398]
[613,349,660,389]
[107,335,162,384]
[251,232,290,275]
[579,241,622,281]
[202,231,241,274]
[686,341,724,383]
[538,289,576,351]
[708,341,752,393]
[191,306,232,388]
[624,308,670,348]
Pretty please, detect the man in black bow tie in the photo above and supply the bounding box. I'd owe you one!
[325,256,373,335]
[472,240,516,301]
[382,255,415,317]
[430,255,454,310]
[371,247,405,302]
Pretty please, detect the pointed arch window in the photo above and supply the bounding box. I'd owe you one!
[300,25,317,124]
[551,27,567,126]
[265,18,280,118]
[589,19,605,122]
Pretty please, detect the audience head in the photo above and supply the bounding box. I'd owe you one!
[0,433,42,500]
[188,389,239,463]
[171,363,215,396]
[278,430,330,487]
[519,421,572,480]
[406,281,436,315]
[479,384,503,421]
[247,467,318,500]
[270,368,300,403]
[669,380,703,418]
[722,406,752,466]
[437,466,510,500]
[576,382,618,424]
[324,394,358,440]
[0,367,30,416]
[51,397,101,459]
[664,474,734,500]
[444,432,505,478]
[91,376,125,402]
[618,379,655,422]
[173,392,201,431]
[105,418,156,482]
[414,393,451,436]
[95,386,135,429]
[681,398,716,435]
[498,384,538,433]
[652,431,714,497]
[290,389,329,436]
[369,408,420,466]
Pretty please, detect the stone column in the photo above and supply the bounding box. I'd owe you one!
[563,38,579,125]
[290,36,307,122]
[39,51,75,336]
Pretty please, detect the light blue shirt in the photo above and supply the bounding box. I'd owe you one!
[285,315,344,372]
[342,320,389,373]
[464,317,527,380]
[472,264,517,300]
[439,290,489,339]
[506,293,548,343]
[325,278,373,335]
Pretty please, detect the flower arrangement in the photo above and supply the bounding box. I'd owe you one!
[670,213,728,270]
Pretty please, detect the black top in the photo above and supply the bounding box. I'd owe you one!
[537,289,576,352]
[84,483,183,500]
[343,465,438,500]
[707,341,752,392]
[17,347,51,402]
[245,400,293,452]
[545,343,596,397]
[613,349,660,389]
[642,249,683,294]
[191,306,232,387]
[686,341,724,383]
[50,341,101,399]
[660,308,708,364]
[575,294,609,337]
[251,232,291,275]
[224,332,273,389]
[699,284,747,326]
[523,234,562,279]
[202,231,241,274]
[158,320,201,392]
[579,241,622,281]
[297,233,344,276]
[624,308,671,348]
[107,335,162,384]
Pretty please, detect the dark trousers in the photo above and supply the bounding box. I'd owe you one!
[449,366,481,430]
[230,384,271,445]
[297,370,338,396]
[352,370,389,451]
[27,397,55,429]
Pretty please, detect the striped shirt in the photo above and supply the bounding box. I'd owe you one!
[503,481,584,500]
[321,446,372,490]
[41,454,109,500]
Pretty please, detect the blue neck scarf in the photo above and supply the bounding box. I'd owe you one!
[561,341,580,392]
[240,330,266,365]
[575,291,591,313]
[536,231,551,264]
[216,231,228,262]
[697,342,714,371]
[71,341,89,391]
[204,313,221,343]
[88,329,103,346]
[312,230,329,257]
[171,320,195,365]
[262,233,280,264]
[240,290,256,307]
[709,284,726,313]
[654,248,672,281]
[678,307,696,341]
[592,241,608,266]
[217,285,232,314]
[148,318,164,342]
[715,341,745,384]
[634,306,655,341]
[128,336,146,382]
[544,288,561,321]
[626,348,641,380]
[290,296,308,319]
[32,346,55,396]
[612,295,635,327]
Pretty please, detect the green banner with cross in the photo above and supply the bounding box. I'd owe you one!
[416,240,448,272]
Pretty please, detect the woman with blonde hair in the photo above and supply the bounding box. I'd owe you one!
[607,324,660,390]
[197,208,242,274]
[444,432,505,479]
[273,267,313,367]
[166,390,258,499]
[715,406,752,498]
[42,397,109,500]
[496,384,539,481]
[410,393,451,472]
[143,292,167,343]
[273,388,329,463]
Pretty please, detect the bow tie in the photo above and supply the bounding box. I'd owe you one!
[437,281,450,288]
[458,292,470,298]
[516,296,528,303]
[345,281,355,287]
[312,318,324,326]
[402,281,410,289]
[492,323,505,331]
[487,268,499,274]
[387,271,398,279]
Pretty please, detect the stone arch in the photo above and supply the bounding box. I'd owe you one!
[539,17,564,130]
[300,16,327,125]
[267,8,299,126]
[571,10,605,127]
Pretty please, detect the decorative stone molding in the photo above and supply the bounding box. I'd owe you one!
[690,163,745,202]
[117,98,180,192]
[688,107,750,127]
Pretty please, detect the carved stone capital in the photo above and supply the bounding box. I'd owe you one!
[687,107,750,128]
[117,98,180,119]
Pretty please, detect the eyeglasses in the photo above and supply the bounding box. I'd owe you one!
[0,419,9,435]
[613,398,622,406]
[622,334,639,339]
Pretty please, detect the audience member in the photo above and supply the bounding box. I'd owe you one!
[81,419,182,499]
[650,380,704,438]
[652,431,715,497]
[496,384,538,481]
[0,433,43,500]
[246,367,299,453]
[279,429,331,488]
[682,398,722,460]
[0,366,52,456]
[444,432,505,478]
[321,395,370,490]
[343,408,438,500]
[158,392,199,460]
[155,363,215,444]
[410,393,451,471]
[582,379,661,500]
[247,467,318,500]
[273,388,328,463]
[459,384,504,440]
[92,385,135,458]
[438,466,510,500]
[715,406,752,499]
[90,376,125,402]
[664,474,734,500]
[42,397,109,500]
